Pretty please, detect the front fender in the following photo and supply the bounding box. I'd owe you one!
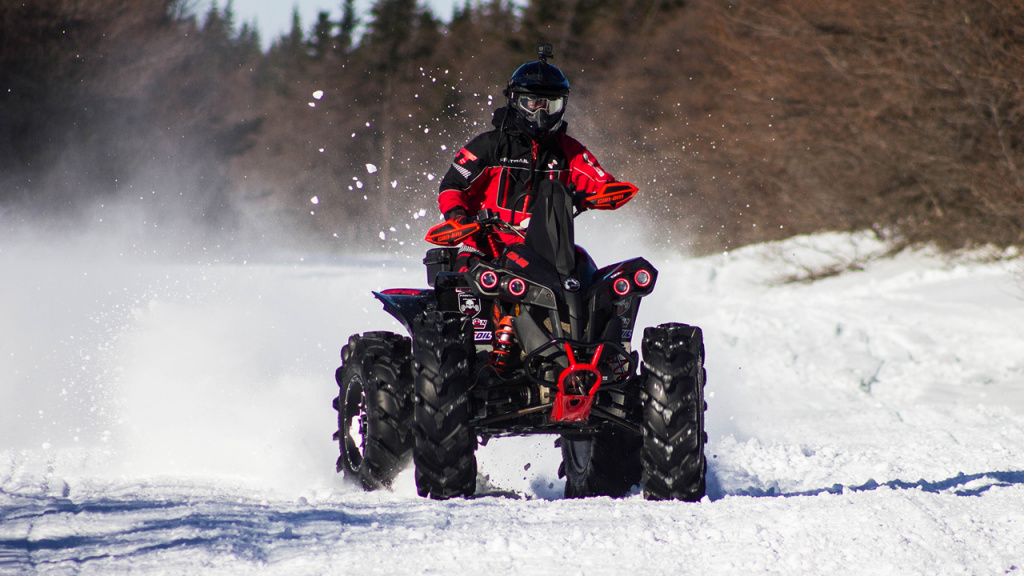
[372,289,435,337]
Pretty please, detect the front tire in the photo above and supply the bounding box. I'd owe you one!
[640,323,707,501]
[334,332,414,490]
[412,311,478,499]
[561,426,642,498]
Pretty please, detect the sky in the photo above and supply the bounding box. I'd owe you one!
[198,0,515,49]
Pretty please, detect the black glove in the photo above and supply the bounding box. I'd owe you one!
[570,186,588,213]
[444,207,468,225]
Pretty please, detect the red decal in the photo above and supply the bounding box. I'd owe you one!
[507,252,530,268]
[456,148,478,165]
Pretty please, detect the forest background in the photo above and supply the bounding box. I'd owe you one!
[2,0,1023,255]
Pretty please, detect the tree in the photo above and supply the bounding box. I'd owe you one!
[335,0,359,55]
[0,0,262,232]
[355,0,444,231]
[309,11,334,59]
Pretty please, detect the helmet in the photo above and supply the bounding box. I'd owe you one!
[504,44,570,138]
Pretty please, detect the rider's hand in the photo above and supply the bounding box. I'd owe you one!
[572,190,589,213]
[444,208,468,225]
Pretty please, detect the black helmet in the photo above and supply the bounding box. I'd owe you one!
[504,43,570,138]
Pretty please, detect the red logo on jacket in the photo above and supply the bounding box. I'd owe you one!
[456,148,478,165]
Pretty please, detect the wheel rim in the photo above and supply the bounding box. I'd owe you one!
[342,374,367,473]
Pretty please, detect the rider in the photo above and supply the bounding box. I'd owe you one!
[434,43,631,271]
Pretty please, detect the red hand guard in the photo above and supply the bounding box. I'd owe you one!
[582,182,638,211]
[425,218,481,246]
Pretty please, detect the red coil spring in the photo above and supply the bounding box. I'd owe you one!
[489,316,515,373]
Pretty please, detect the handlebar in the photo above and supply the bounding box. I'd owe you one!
[424,182,638,247]
[424,209,525,247]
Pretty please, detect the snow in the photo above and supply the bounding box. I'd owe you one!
[2,230,1024,575]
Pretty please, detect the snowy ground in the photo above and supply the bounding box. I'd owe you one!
[2,227,1024,575]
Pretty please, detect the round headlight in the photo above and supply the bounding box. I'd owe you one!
[479,270,499,290]
[507,278,528,297]
[634,269,652,288]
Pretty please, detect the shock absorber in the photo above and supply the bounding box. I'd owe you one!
[489,316,515,373]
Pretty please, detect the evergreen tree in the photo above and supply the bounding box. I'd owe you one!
[354,0,444,228]
[310,11,334,59]
[0,0,262,229]
[285,7,305,55]
[335,0,359,55]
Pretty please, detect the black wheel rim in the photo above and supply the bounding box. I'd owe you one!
[342,374,368,473]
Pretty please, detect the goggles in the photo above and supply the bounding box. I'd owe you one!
[514,93,565,116]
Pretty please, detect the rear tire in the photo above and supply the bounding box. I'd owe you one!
[334,332,414,490]
[412,311,478,499]
[640,323,707,501]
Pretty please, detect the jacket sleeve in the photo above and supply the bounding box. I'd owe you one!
[437,133,491,216]
[559,134,616,195]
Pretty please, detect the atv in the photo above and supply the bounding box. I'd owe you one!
[333,180,707,500]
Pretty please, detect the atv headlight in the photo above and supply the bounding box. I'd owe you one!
[613,277,631,296]
[479,270,500,290]
[506,277,528,297]
[634,269,652,288]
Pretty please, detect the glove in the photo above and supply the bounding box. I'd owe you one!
[569,185,589,213]
[444,208,468,225]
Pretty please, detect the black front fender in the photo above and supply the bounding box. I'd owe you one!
[372,289,435,337]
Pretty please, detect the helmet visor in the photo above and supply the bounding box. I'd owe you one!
[514,93,565,117]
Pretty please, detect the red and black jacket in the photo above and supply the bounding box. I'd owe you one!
[437,107,615,257]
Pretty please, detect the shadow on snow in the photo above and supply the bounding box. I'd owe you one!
[708,469,1024,500]
[0,492,403,568]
